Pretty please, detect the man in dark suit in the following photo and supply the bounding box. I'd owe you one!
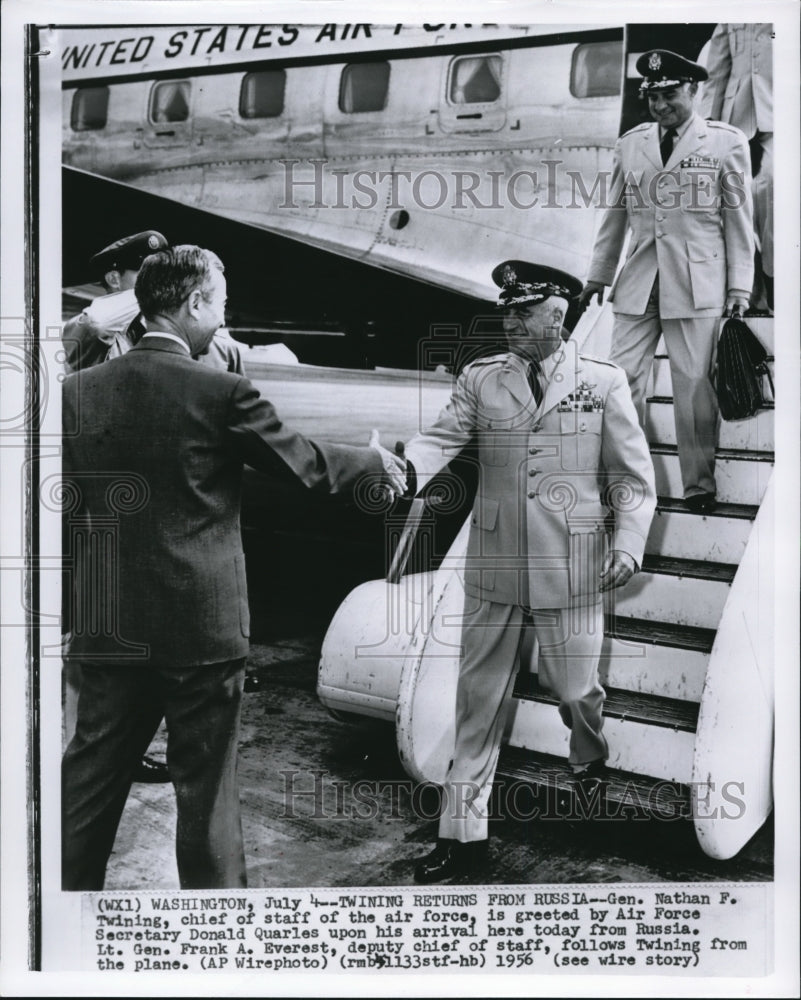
[61,245,406,890]
[62,232,247,785]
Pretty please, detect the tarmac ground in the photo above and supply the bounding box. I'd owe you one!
[103,623,773,891]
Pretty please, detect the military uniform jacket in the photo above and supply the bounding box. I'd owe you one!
[63,336,382,666]
[404,340,656,608]
[587,113,754,318]
[699,23,773,137]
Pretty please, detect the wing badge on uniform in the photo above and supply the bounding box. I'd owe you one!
[557,380,604,412]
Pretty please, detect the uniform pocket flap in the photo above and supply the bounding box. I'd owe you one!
[471,496,499,530]
[687,240,722,263]
[566,500,607,533]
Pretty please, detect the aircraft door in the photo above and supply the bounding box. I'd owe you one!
[437,52,508,133]
[142,78,194,148]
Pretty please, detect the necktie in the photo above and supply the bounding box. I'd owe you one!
[527,361,543,407]
[660,127,677,166]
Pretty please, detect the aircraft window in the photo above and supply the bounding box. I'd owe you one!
[570,41,623,98]
[448,55,502,104]
[150,80,191,123]
[339,62,390,113]
[240,70,286,118]
[70,87,109,131]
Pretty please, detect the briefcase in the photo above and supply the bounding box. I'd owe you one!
[712,315,774,421]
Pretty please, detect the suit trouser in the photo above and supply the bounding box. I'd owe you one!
[438,597,606,843]
[610,292,720,497]
[62,657,247,890]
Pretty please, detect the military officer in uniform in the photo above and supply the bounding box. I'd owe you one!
[406,261,656,883]
[580,50,754,514]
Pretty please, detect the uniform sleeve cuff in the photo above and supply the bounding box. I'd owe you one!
[611,529,646,568]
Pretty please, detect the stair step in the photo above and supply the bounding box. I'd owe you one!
[640,554,736,580]
[645,497,756,563]
[646,397,774,451]
[521,613,712,702]
[650,353,774,397]
[599,635,709,702]
[602,615,713,701]
[496,746,689,813]
[606,613,716,652]
[651,445,773,505]
[515,674,699,731]
[607,556,734,629]
[506,696,694,782]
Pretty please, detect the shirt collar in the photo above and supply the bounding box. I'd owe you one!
[659,115,694,141]
[141,332,191,353]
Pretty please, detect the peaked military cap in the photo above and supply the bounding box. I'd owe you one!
[492,260,583,308]
[90,230,168,278]
[636,49,708,93]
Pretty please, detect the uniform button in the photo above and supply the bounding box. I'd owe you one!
[656,231,663,238]
[532,424,542,432]
[529,447,540,455]
[656,214,665,221]
[528,469,538,477]
[527,491,536,499]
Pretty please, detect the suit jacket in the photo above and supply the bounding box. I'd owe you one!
[587,113,754,317]
[62,336,382,665]
[699,23,773,137]
[404,340,656,608]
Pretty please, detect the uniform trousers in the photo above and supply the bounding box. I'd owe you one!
[62,656,247,890]
[610,285,720,498]
[438,597,606,843]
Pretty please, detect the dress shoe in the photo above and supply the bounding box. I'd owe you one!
[685,492,717,514]
[558,759,609,816]
[414,838,488,884]
[568,758,608,790]
[134,754,170,783]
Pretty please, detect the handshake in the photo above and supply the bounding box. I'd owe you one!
[368,429,410,499]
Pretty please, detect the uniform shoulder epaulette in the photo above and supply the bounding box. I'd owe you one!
[621,122,651,138]
[707,120,746,139]
[464,352,509,370]
[580,353,623,370]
